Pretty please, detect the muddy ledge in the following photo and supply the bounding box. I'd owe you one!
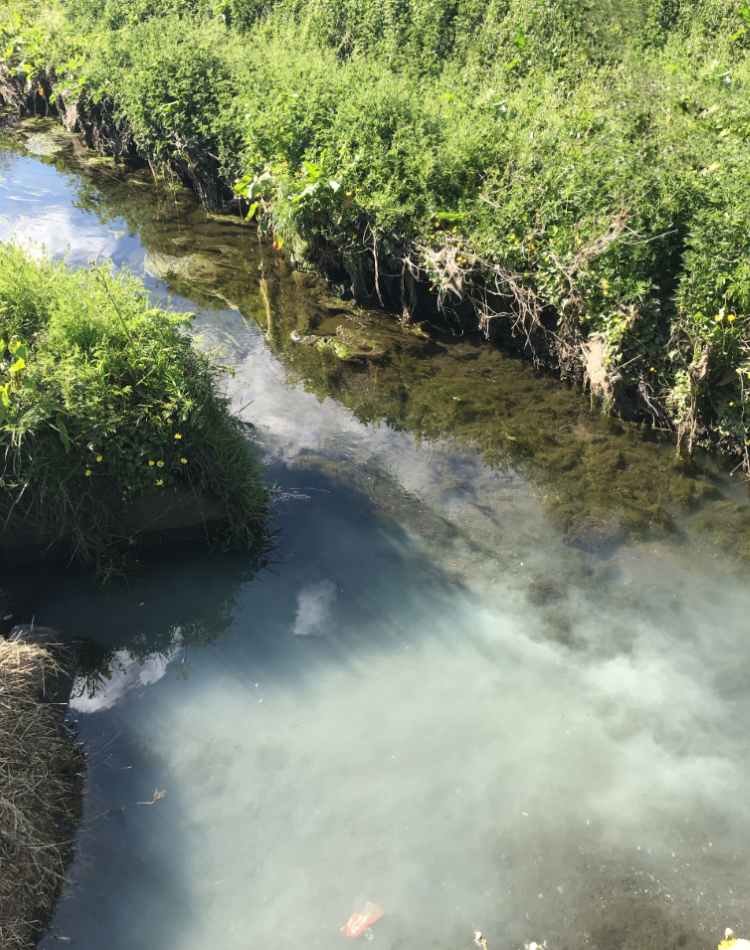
[0,483,230,565]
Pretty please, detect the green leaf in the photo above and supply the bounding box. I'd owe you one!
[56,412,72,454]
[246,201,259,220]
[304,160,322,181]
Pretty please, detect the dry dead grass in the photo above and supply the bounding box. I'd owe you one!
[0,637,83,950]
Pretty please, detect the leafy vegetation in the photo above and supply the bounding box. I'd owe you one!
[3,0,750,458]
[0,244,268,574]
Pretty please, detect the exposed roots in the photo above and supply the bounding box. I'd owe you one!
[410,239,565,363]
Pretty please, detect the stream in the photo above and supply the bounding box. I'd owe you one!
[2,119,750,950]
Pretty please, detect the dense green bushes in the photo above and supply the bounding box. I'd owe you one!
[0,245,267,573]
[3,0,750,456]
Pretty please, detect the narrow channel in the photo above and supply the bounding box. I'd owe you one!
[2,121,749,950]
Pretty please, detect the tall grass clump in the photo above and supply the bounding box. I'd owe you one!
[3,0,750,458]
[0,244,268,574]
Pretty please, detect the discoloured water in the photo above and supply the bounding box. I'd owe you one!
[1,121,749,950]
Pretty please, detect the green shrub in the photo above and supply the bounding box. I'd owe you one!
[3,0,750,455]
[0,245,268,575]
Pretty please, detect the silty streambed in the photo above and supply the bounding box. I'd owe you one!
[1,120,749,950]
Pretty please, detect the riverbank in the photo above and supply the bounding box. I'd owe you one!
[0,630,82,950]
[2,0,750,467]
[0,244,268,576]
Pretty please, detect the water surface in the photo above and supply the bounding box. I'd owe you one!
[1,121,749,950]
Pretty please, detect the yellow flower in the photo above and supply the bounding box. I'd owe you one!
[157,460,164,468]
[156,479,163,486]
[96,455,102,462]
[174,433,182,440]
[650,367,655,371]
[148,460,155,466]
[728,314,737,322]
[606,358,612,364]
[180,457,187,464]
[715,314,723,321]
[730,401,735,406]
[85,469,92,477]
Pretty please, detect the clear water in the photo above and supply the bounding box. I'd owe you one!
[1,122,749,950]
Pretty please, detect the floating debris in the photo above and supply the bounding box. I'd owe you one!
[346,902,385,937]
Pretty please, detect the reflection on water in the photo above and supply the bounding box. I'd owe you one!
[1,120,749,949]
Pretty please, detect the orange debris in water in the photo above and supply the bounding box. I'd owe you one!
[346,902,385,937]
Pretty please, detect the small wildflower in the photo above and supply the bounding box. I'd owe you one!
[606,358,612,364]
[180,457,187,464]
[157,460,165,468]
[650,367,655,371]
[730,401,735,406]
[96,455,102,462]
[85,469,92,477]
[728,314,737,322]
[156,479,163,486]
[715,314,723,321]
[174,433,182,439]
[148,460,155,466]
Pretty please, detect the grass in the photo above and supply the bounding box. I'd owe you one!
[0,635,82,950]
[2,0,750,458]
[0,244,268,575]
